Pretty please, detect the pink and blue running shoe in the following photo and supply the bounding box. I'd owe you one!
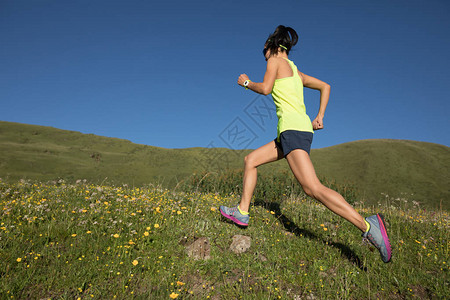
[219,205,249,227]
[362,213,392,263]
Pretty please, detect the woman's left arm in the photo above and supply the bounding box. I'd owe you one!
[237,57,278,95]
[299,71,331,130]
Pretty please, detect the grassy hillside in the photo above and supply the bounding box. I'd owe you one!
[310,139,450,210]
[0,121,448,210]
[0,121,249,187]
[1,180,448,299]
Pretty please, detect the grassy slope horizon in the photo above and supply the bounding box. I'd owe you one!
[1,121,449,210]
[1,180,448,299]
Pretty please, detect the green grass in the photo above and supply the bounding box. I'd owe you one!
[1,179,448,299]
[310,139,450,210]
[181,169,359,206]
[1,121,449,210]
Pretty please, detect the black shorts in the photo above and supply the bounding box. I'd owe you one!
[274,130,313,157]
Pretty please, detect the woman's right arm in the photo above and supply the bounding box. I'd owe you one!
[237,58,278,95]
[299,71,331,130]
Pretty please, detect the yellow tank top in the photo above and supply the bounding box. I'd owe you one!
[271,58,313,141]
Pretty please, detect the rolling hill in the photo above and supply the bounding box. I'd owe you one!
[0,121,448,210]
[310,139,450,210]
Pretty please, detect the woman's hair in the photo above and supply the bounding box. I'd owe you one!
[264,25,298,57]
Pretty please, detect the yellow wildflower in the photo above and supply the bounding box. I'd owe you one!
[169,292,179,299]
[132,260,138,266]
[154,224,160,228]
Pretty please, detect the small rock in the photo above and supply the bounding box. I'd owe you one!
[230,235,251,254]
[186,237,210,260]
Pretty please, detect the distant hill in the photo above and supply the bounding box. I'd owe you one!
[310,139,450,210]
[0,121,448,210]
[0,121,248,187]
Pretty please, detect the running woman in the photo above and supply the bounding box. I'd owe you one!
[220,25,391,263]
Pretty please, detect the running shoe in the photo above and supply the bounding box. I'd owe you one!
[362,213,392,263]
[219,205,249,227]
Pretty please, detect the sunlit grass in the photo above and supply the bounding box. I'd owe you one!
[1,178,448,299]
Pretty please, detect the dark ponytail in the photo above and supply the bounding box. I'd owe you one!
[264,25,298,57]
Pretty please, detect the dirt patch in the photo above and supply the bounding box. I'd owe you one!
[410,285,432,299]
[179,273,214,297]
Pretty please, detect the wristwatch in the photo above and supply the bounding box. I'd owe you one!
[243,80,251,89]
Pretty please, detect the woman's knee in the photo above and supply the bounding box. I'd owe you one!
[302,183,323,199]
[244,154,258,169]
[244,153,260,168]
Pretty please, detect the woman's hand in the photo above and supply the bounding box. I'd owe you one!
[237,74,250,87]
[312,116,324,130]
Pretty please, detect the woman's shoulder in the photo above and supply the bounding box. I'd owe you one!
[267,57,291,68]
[268,56,289,62]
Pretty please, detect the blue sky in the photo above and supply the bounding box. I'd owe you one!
[1,0,449,150]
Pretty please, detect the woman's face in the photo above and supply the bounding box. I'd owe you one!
[263,45,271,61]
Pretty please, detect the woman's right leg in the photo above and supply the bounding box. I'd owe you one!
[239,140,284,212]
[285,149,367,231]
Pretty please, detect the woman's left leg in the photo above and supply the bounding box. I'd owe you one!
[286,149,367,232]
